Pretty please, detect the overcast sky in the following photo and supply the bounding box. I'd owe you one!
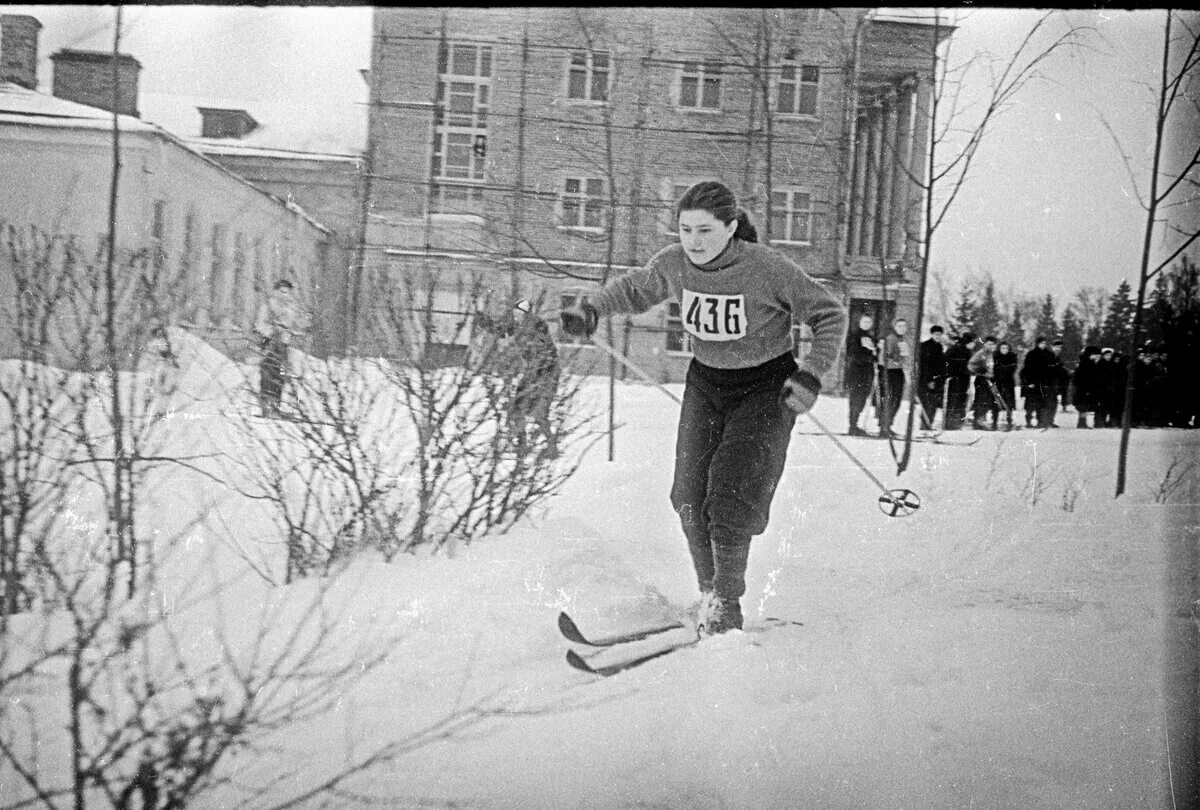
[6,5,1195,305]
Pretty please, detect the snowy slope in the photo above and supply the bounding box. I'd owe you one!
[2,339,1192,809]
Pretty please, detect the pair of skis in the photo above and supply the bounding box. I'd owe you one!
[559,612,699,677]
[559,611,803,677]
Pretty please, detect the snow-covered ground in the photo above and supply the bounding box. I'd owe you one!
[3,335,1196,809]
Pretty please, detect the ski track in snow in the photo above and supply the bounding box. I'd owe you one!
[2,339,1194,809]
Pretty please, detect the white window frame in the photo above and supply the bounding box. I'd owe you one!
[665,300,694,355]
[770,188,816,245]
[565,50,611,103]
[430,41,492,218]
[676,61,723,111]
[558,176,609,232]
[776,60,820,117]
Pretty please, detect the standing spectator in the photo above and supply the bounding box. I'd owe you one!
[845,313,878,436]
[877,318,910,437]
[1019,336,1052,427]
[1096,347,1124,427]
[969,336,999,430]
[918,325,949,430]
[944,332,975,430]
[1047,339,1069,427]
[1132,345,1167,428]
[994,340,1019,430]
[1072,346,1103,428]
[253,279,300,418]
[509,299,561,456]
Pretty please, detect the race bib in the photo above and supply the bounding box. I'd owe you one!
[681,289,747,342]
[898,340,910,358]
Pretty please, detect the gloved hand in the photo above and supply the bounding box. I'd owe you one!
[560,303,599,337]
[781,369,822,414]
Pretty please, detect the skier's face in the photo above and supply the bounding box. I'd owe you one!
[893,320,908,336]
[678,209,737,265]
[859,316,874,332]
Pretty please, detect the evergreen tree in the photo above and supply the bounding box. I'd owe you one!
[951,280,977,338]
[1004,303,1026,349]
[1034,294,1060,343]
[1142,273,1171,350]
[1060,306,1084,365]
[974,277,1002,340]
[1099,279,1137,353]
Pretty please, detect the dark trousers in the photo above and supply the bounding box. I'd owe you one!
[945,375,970,429]
[878,368,905,431]
[846,365,874,431]
[918,378,943,429]
[973,377,999,424]
[259,337,288,415]
[671,353,798,602]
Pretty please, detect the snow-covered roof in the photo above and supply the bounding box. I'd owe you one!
[139,90,366,160]
[0,81,330,234]
[871,7,955,29]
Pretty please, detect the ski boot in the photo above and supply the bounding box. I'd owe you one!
[699,595,743,635]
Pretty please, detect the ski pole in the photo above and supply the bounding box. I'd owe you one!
[588,333,682,405]
[589,333,919,518]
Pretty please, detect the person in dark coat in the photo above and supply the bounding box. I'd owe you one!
[1132,345,1168,428]
[1096,347,1124,428]
[1046,339,1068,427]
[845,313,878,436]
[969,336,999,429]
[993,340,1019,430]
[1020,336,1053,427]
[1072,346,1102,428]
[918,325,950,430]
[943,332,975,430]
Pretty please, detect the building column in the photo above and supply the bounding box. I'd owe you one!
[848,109,870,257]
[876,87,900,257]
[859,98,883,257]
[889,80,916,261]
[905,77,933,267]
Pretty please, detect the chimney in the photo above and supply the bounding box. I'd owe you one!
[51,48,141,117]
[1,14,42,90]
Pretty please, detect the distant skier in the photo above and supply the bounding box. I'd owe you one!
[917,325,949,430]
[876,318,910,437]
[253,279,301,418]
[969,335,999,430]
[993,340,1019,430]
[1047,339,1068,426]
[1019,336,1053,428]
[845,313,878,436]
[510,299,561,456]
[943,332,975,431]
[560,181,847,635]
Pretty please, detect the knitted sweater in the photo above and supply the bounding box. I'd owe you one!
[593,239,847,379]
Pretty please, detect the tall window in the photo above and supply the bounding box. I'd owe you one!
[210,224,227,320]
[151,200,167,275]
[431,42,492,216]
[559,177,607,231]
[777,61,819,116]
[232,232,247,323]
[770,189,815,244]
[567,50,610,102]
[666,301,693,354]
[678,61,721,110]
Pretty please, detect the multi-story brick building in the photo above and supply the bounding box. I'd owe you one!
[361,8,951,386]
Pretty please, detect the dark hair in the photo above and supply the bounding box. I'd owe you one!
[984,335,997,344]
[930,325,944,334]
[1035,335,1047,343]
[273,279,294,291]
[676,180,758,243]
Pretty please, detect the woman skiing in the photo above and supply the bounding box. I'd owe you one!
[560,181,847,635]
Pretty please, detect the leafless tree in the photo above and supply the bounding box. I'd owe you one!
[1108,10,1200,495]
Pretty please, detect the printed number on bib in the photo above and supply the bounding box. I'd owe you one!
[682,290,747,342]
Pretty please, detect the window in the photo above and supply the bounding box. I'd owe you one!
[232,232,247,323]
[210,224,227,319]
[559,291,595,345]
[770,189,815,244]
[567,51,610,102]
[559,177,608,230]
[666,301,693,354]
[151,200,167,274]
[777,61,819,116]
[679,61,721,110]
[431,41,492,216]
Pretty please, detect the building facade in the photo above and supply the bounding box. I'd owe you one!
[0,16,336,364]
[361,7,950,384]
